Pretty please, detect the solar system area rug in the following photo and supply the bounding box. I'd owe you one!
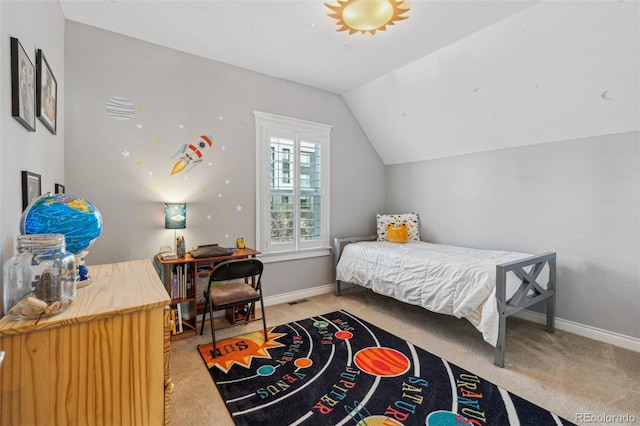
[198,310,575,426]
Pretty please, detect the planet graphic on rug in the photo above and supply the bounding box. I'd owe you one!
[335,330,353,339]
[426,410,472,426]
[353,347,410,377]
[356,415,403,426]
[256,365,276,376]
[293,358,313,368]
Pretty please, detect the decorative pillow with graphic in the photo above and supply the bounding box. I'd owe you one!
[376,212,420,241]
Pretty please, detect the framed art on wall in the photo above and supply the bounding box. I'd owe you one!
[22,171,41,211]
[36,49,57,135]
[55,183,65,194]
[10,37,36,132]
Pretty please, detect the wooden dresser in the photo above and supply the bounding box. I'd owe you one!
[0,259,172,426]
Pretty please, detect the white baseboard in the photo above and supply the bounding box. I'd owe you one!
[514,310,640,353]
[207,282,640,353]
[197,284,335,323]
[263,284,334,306]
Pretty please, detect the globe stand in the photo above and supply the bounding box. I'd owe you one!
[75,251,92,288]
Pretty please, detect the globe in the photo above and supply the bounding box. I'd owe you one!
[20,193,103,254]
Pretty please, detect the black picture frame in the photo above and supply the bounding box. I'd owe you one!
[55,183,65,194]
[22,171,41,211]
[10,37,36,132]
[36,49,57,135]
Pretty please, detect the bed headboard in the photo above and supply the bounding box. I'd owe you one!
[332,236,376,278]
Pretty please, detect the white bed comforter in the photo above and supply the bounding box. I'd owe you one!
[336,240,548,346]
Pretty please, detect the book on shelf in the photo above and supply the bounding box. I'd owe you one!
[170,264,195,300]
[176,303,183,333]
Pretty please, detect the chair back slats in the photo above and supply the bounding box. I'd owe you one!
[210,259,263,283]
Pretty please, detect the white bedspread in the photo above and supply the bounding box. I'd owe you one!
[336,240,548,346]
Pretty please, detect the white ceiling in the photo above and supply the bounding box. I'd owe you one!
[59,0,537,95]
[59,0,639,164]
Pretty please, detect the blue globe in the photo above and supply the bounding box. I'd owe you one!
[20,194,103,254]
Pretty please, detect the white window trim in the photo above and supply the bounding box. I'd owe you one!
[254,111,332,261]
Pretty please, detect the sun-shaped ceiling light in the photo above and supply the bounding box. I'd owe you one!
[325,0,410,35]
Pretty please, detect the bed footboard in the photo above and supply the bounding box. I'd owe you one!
[494,252,557,367]
[333,236,376,296]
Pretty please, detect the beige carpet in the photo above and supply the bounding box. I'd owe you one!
[170,287,640,426]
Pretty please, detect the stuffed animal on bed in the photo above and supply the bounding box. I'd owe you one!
[386,223,408,243]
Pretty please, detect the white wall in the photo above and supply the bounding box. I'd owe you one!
[64,21,385,296]
[0,1,66,317]
[386,132,640,340]
[339,0,640,344]
[345,1,639,165]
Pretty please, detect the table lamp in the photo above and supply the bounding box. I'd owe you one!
[165,203,186,256]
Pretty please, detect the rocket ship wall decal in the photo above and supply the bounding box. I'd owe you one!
[170,135,214,175]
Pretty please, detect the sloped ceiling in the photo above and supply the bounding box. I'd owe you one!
[60,0,639,165]
[344,1,640,164]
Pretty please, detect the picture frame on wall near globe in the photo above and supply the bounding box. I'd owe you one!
[36,49,57,135]
[22,170,41,211]
[10,37,36,132]
[55,183,65,194]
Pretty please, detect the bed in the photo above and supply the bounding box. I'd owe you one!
[333,235,556,367]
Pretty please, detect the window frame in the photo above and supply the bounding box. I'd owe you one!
[254,111,332,262]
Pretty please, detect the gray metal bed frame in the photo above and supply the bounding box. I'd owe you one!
[332,236,557,367]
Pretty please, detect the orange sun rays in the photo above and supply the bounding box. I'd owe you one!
[200,328,288,373]
[325,0,410,35]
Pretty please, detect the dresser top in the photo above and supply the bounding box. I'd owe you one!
[0,258,170,337]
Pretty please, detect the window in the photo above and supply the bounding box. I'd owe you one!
[254,111,331,260]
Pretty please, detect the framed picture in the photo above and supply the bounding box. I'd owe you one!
[22,171,41,211]
[36,49,57,135]
[55,183,65,194]
[10,37,36,132]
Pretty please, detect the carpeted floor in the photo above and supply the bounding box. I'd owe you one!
[170,286,640,426]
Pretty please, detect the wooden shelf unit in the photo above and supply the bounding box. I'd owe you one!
[156,248,260,341]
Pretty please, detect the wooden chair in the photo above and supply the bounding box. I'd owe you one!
[199,258,267,356]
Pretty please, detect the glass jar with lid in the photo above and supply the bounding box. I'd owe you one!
[3,234,76,320]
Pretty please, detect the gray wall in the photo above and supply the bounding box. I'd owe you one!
[386,132,640,339]
[0,1,66,317]
[64,21,385,297]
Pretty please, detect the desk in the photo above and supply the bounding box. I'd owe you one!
[156,248,260,340]
[0,258,171,426]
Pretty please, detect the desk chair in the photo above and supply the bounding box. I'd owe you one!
[199,258,267,356]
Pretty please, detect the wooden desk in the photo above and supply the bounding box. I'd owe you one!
[156,248,260,340]
[0,259,171,426]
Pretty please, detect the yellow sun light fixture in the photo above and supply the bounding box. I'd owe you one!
[325,0,410,35]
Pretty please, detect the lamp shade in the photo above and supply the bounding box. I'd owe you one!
[165,203,186,229]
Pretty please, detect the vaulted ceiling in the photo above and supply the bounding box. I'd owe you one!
[60,0,639,164]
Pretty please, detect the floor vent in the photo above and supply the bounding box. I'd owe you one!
[288,298,309,305]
